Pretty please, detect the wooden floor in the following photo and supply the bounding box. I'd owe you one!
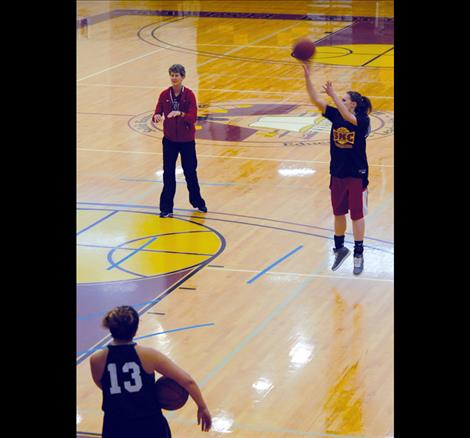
[77,1,394,437]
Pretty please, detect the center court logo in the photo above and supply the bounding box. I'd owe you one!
[129,103,394,147]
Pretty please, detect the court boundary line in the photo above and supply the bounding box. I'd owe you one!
[76,323,215,356]
[77,45,167,82]
[78,11,392,76]
[119,178,394,204]
[80,233,214,279]
[76,213,227,365]
[121,177,240,187]
[76,204,393,254]
[77,201,394,246]
[77,17,180,82]
[362,46,395,67]
[77,242,215,257]
[77,147,394,168]
[77,8,393,29]
[141,17,371,68]
[77,207,224,284]
[77,210,118,235]
[77,83,394,100]
[76,263,208,365]
[209,266,393,283]
[77,11,393,437]
[195,225,378,394]
[169,179,393,434]
[76,200,392,435]
[77,262,193,286]
[78,298,163,321]
[153,18,305,70]
[169,216,393,254]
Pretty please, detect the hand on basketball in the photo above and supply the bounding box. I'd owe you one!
[197,406,212,432]
[301,61,311,77]
[152,113,163,123]
[322,81,335,97]
[167,111,181,118]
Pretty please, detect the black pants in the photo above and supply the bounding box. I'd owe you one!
[159,137,206,213]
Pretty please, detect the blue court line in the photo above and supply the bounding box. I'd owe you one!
[136,323,214,341]
[77,299,159,321]
[78,201,154,209]
[76,323,214,356]
[199,264,320,389]
[77,204,394,252]
[77,210,118,236]
[107,236,157,270]
[77,202,394,246]
[195,186,394,390]
[77,242,215,257]
[120,177,238,187]
[246,245,303,284]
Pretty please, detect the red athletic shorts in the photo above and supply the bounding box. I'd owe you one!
[330,176,368,220]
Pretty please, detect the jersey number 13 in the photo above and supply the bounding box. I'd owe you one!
[107,362,143,394]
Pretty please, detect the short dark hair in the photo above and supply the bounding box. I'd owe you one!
[169,64,186,77]
[102,306,139,341]
[347,91,372,115]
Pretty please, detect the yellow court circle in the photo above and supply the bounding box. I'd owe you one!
[314,44,393,67]
[77,208,224,284]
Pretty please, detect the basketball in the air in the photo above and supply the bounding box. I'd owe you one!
[155,376,189,410]
[291,38,316,61]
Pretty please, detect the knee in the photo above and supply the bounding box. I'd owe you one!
[351,215,365,222]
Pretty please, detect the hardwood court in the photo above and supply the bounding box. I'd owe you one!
[77,1,394,437]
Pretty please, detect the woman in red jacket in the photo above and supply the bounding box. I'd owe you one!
[152,64,207,218]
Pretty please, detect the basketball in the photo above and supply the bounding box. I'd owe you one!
[155,376,189,410]
[291,38,316,61]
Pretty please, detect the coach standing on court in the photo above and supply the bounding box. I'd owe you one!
[152,64,207,218]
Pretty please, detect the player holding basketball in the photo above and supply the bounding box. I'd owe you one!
[301,62,372,275]
[152,64,207,218]
[90,305,212,437]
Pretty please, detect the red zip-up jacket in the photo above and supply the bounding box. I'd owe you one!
[153,86,198,142]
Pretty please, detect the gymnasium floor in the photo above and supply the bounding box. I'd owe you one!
[77,1,394,437]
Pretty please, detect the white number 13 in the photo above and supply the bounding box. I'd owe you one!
[107,362,143,394]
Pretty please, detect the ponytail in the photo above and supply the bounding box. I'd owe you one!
[347,91,372,115]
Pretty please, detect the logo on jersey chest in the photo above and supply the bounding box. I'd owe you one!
[333,127,355,148]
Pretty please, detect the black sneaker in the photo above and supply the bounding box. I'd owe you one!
[197,206,207,213]
[159,211,173,218]
[331,247,351,271]
[353,254,364,275]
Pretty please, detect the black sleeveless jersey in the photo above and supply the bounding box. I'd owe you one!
[101,343,160,419]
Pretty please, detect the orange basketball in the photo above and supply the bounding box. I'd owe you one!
[291,38,316,61]
[155,376,189,410]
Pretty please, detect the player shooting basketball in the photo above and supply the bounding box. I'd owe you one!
[301,61,372,275]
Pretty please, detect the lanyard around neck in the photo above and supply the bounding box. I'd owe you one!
[170,86,184,105]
